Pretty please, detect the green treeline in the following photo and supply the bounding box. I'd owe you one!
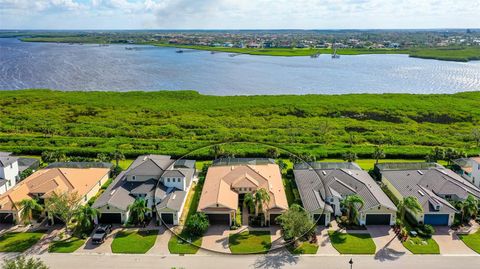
[0,90,479,159]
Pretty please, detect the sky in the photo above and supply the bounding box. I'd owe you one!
[1,0,479,30]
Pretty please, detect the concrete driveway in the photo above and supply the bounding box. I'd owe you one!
[432,226,476,255]
[200,225,231,254]
[367,225,408,260]
[76,227,121,254]
[315,227,338,255]
[146,226,171,255]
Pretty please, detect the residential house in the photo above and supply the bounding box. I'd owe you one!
[197,158,288,226]
[0,155,19,195]
[92,155,195,225]
[294,162,397,226]
[0,166,110,224]
[378,162,480,226]
[453,157,480,188]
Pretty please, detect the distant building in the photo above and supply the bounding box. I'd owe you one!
[0,155,19,195]
[453,157,480,188]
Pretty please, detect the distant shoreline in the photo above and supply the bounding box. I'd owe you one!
[18,37,480,62]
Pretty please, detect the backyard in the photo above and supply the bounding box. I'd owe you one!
[328,231,376,254]
[111,230,158,254]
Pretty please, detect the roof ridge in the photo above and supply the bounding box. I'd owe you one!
[57,168,76,190]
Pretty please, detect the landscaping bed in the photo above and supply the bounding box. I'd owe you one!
[229,230,271,254]
[328,231,376,254]
[48,237,85,253]
[402,236,440,254]
[111,230,157,254]
[0,231,46,252]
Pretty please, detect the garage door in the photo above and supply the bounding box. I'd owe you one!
[365,214,391,225]
[206,214,230,225]
[0,213,14,224]
[424,214,449,226]
[99,213,122,224]
[160,213,174,225]
[313,214,326,226]
[270,214,281,225]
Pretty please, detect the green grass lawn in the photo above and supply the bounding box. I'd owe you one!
[458,230,480,254]
[48,237,85,253]
[0,231,45,252]
[328,231,376,254]
[111,230,157,254]
[402,236,440,254]
[168,232,202,254]
[287,241,319,254]
[229,231,271,254]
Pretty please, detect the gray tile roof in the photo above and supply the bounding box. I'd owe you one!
[294,163,396,214]
[93,155,195,213]
[156,189,187,212]
[0,156,18,167]
[162,170,185,178]
[381,166,480,214]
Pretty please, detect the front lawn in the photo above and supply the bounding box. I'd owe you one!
[111,230,157,254]
[229,231,271,254]
[328,231,376,254]
[458,230,480,254]
[287,241,319,254]
[402,236,440,254]
[168,232,201,254]
[49,237,85,253]
[0,231,45,252]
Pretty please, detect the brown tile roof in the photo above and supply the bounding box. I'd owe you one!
[198,163,288,212]
[0,168,109,211]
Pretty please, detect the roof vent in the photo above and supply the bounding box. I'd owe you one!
[110,189,116,196]
[322,171,326,176]
[172,194,176,200]
[418,190,425,196]
[417,170,424,175]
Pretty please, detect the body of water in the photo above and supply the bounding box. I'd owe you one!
[1,38,479,95]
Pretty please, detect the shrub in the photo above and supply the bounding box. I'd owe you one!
[185,213,209,237]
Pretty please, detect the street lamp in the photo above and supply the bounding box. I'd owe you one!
[349,258,353,269]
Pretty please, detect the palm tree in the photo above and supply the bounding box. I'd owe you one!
[462,195,478,222]
[341,194,364,225]
[128,198,151,225]
[373,146,385,164]
[74,205,99,232]
[243,193,255,214]
[397,196,423,226]
[16,199,43,224]
[110,150,125,168]
[254,188,271,216]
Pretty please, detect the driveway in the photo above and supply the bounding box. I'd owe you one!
[315,227,338,255]
[146,226,171,255]
[200,225,231,254]
[367,225,408,260]
[76,227,121,254]
[432,226,476,255]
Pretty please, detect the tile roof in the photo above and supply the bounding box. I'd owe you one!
[0,156,18,167]
[294,163,396,213]
[0,167,109,211]
[198,161,288,212]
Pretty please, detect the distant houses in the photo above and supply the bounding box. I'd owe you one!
[92,155,195,225]
[378,162,480,226]
[0,155,19,195]
[294,162,397,226]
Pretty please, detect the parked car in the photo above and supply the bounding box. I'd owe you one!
[91,224,112,245]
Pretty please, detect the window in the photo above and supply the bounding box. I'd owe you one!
[167,178,170,182]
[132,176,136,180]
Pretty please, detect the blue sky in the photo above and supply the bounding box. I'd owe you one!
[1,0,479,29]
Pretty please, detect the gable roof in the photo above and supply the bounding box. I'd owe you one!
[198,161,288,212]
[125,155,174,177]
[0,156,18,167]
[294,163,396,213]
[0,167,109,211]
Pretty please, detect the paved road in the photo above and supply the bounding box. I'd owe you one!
[1,251,479,269]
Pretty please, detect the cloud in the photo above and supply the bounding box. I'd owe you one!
[0,0,479,29]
